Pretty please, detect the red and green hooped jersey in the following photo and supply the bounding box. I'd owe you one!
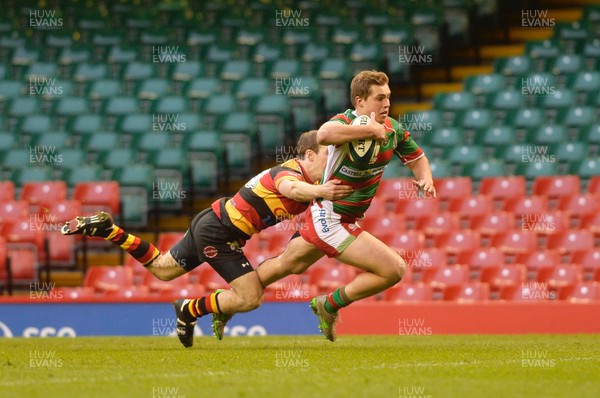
[321,109,424,220]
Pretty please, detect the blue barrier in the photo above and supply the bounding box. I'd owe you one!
[0,302,320,337]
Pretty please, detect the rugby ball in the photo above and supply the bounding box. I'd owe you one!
[348,115,379,164]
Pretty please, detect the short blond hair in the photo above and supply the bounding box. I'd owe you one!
[350,70,389,107]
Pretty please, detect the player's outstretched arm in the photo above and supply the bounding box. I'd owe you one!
[405,155,436,198]
[317,112,387,145]
[279,179,353,202]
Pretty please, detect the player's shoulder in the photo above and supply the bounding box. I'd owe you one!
[328,109,354,124]
[385,116,402,131]
[274,158,303,176]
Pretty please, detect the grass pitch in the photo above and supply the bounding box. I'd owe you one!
[1,335,599,398]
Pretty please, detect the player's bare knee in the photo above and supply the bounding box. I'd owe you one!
[240,290,263,311]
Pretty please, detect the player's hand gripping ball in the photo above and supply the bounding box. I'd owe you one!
[348,114,380,164]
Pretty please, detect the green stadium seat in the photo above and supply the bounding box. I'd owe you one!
[153,96,188,113]
[317,58,350,80]
[8,97,39,117]
[570,71,600,103]
[448,145,484,165]
[136,133,174,154]
[553,21,590,50]
[205,43,235,63]
[516,161,558,179]
[300,42,332,63]
[220,60,252,81]
[190,151,219,192]
[526,39,561,59]
[530,124,567,145]
[464,159,506,180]
[0,132,15,151]
[69,114,103,135]
[221,112,255,137]
[25,62,58,79]
[430,127,463,148]
[253,43,284,63]
[502,144,528,164]
[119,114,153,136]
[553,142,587,163]
[235,78,271,102]
[428,159,454,178]
[0,80,24,100]
[434,91,475,111]
[571,157,600,178]
[561,106,595,128]
[84,132,119,153]
[478,125,515,149]
[55,148,86,169]
[171,61,203,82]
[74,63,108,82]
[108,45,138,64]
[223,134,253,173]
[464,73,506,96]
[204,94,236,116]
[104,96,139,115]
[550,54,583,76]
[540,88,576,111]
[54,96,90,116]
[153,147,187,171]
[119,186,148,227]
[494,56,532,85]
[582,39,600,64]
[21,115,54,136]
[62,164,104,187]
[113,164,153,189]
[137,78,169,99]
[58,45,91,65]
[186,77,221,99]
[34,132,70,148]
[235,28,265,46]
[88,79,121,99]
[12,47,40,65]
[2,149,30,169]
[175,113,203,132]
[585,123,600,144]
[509,108,544,130]
[269,59,301,79]
[461,109,493,131]
[100,148,138,169]
[139,29,169,46]
[320,79,350,114]
[92,29,124,47]
[12,167,53,186]
[186,28,218,47]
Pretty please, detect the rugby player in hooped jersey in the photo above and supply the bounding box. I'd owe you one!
[251,70,437,341]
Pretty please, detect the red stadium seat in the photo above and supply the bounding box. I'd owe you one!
[360,212,405,239]
[0,181,15,202]
[395,197,439,223]
[532,175,581,208]
[264,274,316,302]
[402,248,448,274]
[155,284,206,301]
[1,221,46,261]
[38,199,83,224]
[587,176,600,196]
[416,212,460,240]
[481,264,527,291]
[141,271,191,293]
[197,266,229,291]
[20,181,68,212]
[504,195,549,219]
[382,229,426,253]
[52,286,96,300]
[435,177,473,209]
[35,200,83,266]
[455,247,505,272]
[73,181,120,215]
[156,232,185,251]
[537,264,582,290]
[558,193,599,225]
[0,237,7,293]
[104,285,152,299]
[499,283,555,302]
[384,282,434,302]
[515,250,560,271]
[520,210,569,237]
[448,194,494,223]
[571,249,600,278]
[581,213,600,237]
[491,230,538,255]
[0,200,29,224]
[84,266,134,292]
[435,229,481,255]
[444,282,490,302]
[422,264,470,290]
[6,247,39,286]
[469,211,513,237]
[547,229,594,255]
[377,178,419,203]
[479,176,526,208]
[308,262,356,294]
[562,282,600,302]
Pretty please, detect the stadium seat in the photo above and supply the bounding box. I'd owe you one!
[0,181,15,202]
[84,266,134,292]
[384,282,434,302]
[5,247,39,288]
[532,175,581,207]
[571,158,600,179]
[88,78,122,100]
[382,229,426,253]
[361,212,406,240]
[481,264,527,291]
[141,271,191,294]
[547,229,594,255]
[435,230,480,255]
[448,195,494,224]
[581,213,600,238]
[308,262,356,294]
[263,274,316,302]
[20,181,67,212]
[504,196,549,219]
[479,176,526,207]
[537,264,582,290]
[429,127,463,148]
[558,193,599,223]
[416,212,460,240]
[492,230,539,255]
[464,73,506,96]
[552,142,587,164]
[422,265,470,293]
[73,181,120,215]
[563,282,600,302]
[0,200,29,224]
[394,197,439,223]
[529,124,566,145]
[515,250,560,276]
[377,178,421,203]
[465,159,506,181]
[197,267,229,291]
[434,177,473,206]
[444,282,490,302]
[455,247,505,272]
[500,283,555,302]
[469,211,514,237]
[402,248,448,275]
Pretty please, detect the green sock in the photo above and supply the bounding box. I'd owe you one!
[324,287,352,314]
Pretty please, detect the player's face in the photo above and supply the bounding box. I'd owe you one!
[356,84,391,124]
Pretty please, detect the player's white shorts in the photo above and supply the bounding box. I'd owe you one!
[299,200,363,257]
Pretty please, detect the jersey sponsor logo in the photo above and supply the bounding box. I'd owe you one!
[244,169,270,189]
[203,246,218,258]
[339,165,386,178]
[316,208,330,233]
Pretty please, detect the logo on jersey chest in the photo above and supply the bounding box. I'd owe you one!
[339,165,386,178]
